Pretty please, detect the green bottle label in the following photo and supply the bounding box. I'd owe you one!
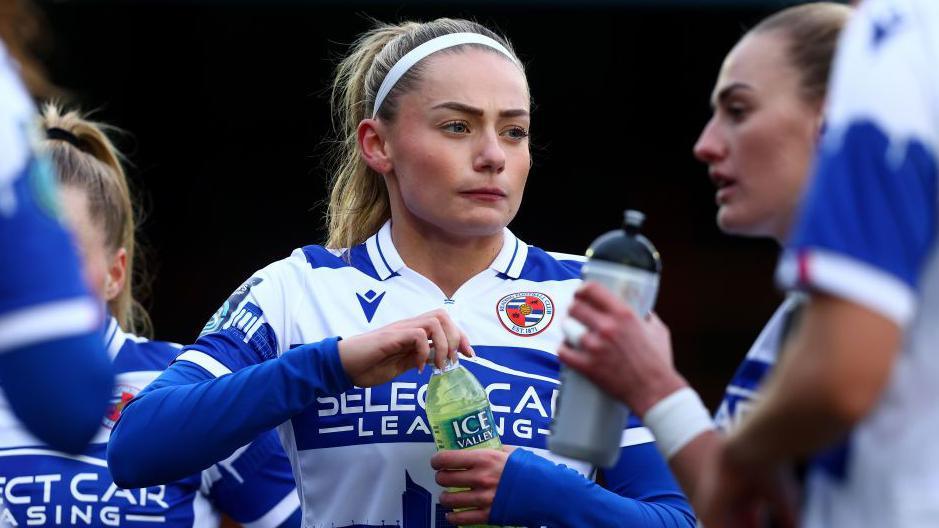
[432,407,498,450]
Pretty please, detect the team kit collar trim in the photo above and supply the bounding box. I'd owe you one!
[371,32,520,118]
[104,315,125,361]
[364,220,528,281]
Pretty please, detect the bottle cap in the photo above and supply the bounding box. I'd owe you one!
[429,346,460,373]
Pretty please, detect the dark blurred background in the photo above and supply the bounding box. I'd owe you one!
[37,0,822,409]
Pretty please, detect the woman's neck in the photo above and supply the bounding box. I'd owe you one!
[390,218,504,298]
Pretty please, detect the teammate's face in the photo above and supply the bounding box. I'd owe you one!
[60,186,125,303]
[693,31,823,241]
[381,48,531,239]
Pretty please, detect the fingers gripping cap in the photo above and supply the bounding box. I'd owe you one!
[428,342,460,372]
[371,32,520,119]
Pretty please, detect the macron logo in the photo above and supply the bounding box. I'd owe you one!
[356,289,386,323]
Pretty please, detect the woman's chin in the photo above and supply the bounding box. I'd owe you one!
[717,209,776,239]
[445,208,514,236]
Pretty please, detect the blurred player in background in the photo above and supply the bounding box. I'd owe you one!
[698,0,939,525]
[0,2,113,456]
[0,103,302,528]
[110,17,694,528]
[557,0,850,522]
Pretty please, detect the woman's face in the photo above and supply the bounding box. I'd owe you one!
[378,47,531,239]
[693,30,823,240]
[60,186,123,302]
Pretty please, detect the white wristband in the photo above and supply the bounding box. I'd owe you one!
[643,387,715,459]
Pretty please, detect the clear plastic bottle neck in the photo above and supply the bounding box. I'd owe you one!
[431,356,460,374]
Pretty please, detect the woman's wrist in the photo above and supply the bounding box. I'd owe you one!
[642,386,715,460]
[631,370,689,417]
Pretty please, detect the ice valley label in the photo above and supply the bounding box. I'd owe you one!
[433,408,498,450]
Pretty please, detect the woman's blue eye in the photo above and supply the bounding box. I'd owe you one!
[443,121,470,134]
[504,126,529,140]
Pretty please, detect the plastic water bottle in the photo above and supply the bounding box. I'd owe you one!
[549,209,662,467]
[426,358,502,528]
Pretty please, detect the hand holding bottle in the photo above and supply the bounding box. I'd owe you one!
[425,350,506,527]
[338,309,474,387]
[549,209,664,467]
[559,282,686,417]
[431,446,516,526]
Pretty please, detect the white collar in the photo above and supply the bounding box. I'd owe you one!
[103,316,126,361]
[364,220,528,281]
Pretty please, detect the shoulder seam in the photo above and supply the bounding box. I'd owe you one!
[545,250,587,262]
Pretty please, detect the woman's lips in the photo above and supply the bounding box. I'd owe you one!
[710,172,736,205]
[716,182,737,205]
[460,188,507,202]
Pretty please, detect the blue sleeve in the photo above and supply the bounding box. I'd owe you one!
[0,154,113,453]
[207,430,301,527]
[108,337,352,488]
[0,331,113,454]
[0,158,92,311]
[490,445,695,527]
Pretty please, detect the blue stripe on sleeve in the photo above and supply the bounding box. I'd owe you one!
[183,319,277,373]
[108,337,350,488]
[490,446,694,527]
[790,120,938,289]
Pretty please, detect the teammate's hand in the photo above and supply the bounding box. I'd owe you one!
[338,309,474,387]
[431,446,515,525]
[695,441,798,528]
[558,281,686,416]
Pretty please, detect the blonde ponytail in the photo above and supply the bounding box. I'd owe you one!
[40,103,152,337]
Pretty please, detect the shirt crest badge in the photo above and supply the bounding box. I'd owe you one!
[496,291,554,336]
[103,384,140,430]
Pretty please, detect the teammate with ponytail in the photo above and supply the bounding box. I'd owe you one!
[0,104,301,528]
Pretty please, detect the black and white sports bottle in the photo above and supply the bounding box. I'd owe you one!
[549,210,662,467]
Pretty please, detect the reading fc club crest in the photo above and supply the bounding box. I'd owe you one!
[103,384,139,430]
[497,291,554,336]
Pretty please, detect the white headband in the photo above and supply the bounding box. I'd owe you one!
[371,32,519,118]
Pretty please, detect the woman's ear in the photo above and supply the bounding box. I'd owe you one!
[104,247,127,302]
[358,118,393,174]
